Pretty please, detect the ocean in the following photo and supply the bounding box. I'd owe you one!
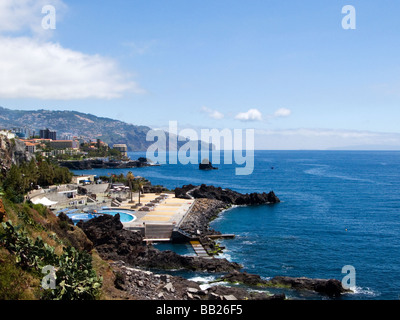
[73,150,400,300]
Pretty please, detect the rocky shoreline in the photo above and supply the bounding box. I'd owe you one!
[77,214,285,300]
[58,158,154,170]
[112,260,285,300]
[72,184,351,300]
[174,185,350,298]
[78,214,241,273]
[175,184,280,205]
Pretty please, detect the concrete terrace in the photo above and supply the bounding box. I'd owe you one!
[121,193,194,229]
[29,182,197,243]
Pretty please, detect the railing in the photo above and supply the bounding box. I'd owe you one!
[175,199,197,230]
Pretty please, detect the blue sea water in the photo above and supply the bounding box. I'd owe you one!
[73,150,400,300]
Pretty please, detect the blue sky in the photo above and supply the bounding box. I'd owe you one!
[1,0,400,149]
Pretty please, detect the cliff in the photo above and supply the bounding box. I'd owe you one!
[0,135,33,176]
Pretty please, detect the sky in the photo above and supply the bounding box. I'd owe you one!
[1,0,400,150]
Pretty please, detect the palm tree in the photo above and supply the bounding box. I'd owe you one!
[135,180,144,205]
[126,171,135,203]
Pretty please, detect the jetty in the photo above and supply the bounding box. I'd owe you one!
[207,234,235,239]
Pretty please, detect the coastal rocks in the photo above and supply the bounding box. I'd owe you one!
[179,198,227,237]
[175,184,280,205]
[199,159,217,170]
[56,213,94,252]
[205,286,285,301]
[222,270,267,286]
[140,247,241,273]
[222,271,350,297]
[78,214,241,273]
[58,159,153,171]
[268,276,350,297]
[112,260,202,300]
[111,260,285,300]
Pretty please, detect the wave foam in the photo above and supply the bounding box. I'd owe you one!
[188,275,217,283]
[349,286,379,297]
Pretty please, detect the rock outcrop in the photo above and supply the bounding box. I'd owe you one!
[222,271,350,297]
[0,135,33,176]
[179,198,227,237]
[78,214,241,273]
[268,276,350,297]
[222,270,267,286]
[55,212,94,252]
[199,159,217,170]
[112,260,285,300]
[175,184,280,205]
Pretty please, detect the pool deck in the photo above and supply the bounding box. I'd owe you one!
[120,193,194,233]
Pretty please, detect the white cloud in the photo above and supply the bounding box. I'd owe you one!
[0,0,143,100]
[201,106,225,120]
[235,108,263,122]
[0,37,144,99]
[274,108,292,117]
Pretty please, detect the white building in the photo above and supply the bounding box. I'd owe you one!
[0,129,16,139]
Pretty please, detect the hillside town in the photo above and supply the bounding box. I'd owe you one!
[0,127,128,160]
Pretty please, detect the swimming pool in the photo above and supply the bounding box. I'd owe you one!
[98,210,136,223]
[67,210,136,224]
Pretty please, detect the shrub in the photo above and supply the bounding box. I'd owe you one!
[0,221,102,300]
[0,253,34,300]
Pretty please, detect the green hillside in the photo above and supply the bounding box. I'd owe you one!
[0,106,151,151]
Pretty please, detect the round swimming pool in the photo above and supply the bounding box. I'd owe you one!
[67,210,136,224]
[98,210,136,223]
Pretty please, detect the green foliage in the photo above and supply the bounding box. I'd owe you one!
[44,247,102,300]
[29,202,49,218]
[0,221,102,300]
[79,141,122,159]
[0,221,57,270]
[16,203,46,231]
[0,253,35,300]
[1,158,73,203]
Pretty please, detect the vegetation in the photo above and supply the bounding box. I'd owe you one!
[0,137,112,301]
[0,220,102,300]
[99,174,148,191]
[127,171,135,203]
[0,248,40,300]
[79,140,122,159]
[0,158,72,203]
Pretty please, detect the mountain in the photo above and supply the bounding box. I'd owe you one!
[0,106,156,151]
